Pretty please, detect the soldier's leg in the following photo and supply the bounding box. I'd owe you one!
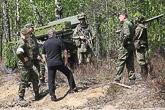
[33,59,40,74]
[114,47,128,81]
[136,48,148,80]
[30,68,40,100]
[86,52,92,64]
[34,60,45,83]
[18,66,30,103]
[78,51,85,68]
[39,61,46,83]
[126,50,136,84]
[78,51,82,65]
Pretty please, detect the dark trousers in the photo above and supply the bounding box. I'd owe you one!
[48,64,76,97]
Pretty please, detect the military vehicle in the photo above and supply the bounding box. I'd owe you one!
[3,15,80,74]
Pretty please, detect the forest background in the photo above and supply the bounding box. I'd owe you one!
[0,0,165,68]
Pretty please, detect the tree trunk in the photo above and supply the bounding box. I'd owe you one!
[97,14,102,66]
[16,0,20,40]
[30,0,43,27]
[3,0,11,42]
[106,0,109,65]
[0,10,3,60]
[93,0,99,69]
[124,0,127,13]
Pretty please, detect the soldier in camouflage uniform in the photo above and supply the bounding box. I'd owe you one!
[114,13,136,85]
[16,28,40,103]
[25,23,45,84]
[55,1,63,19]
[73,12,95,65]
[134,11,156,80]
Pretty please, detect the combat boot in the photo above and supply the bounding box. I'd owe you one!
[141,65,148,81]
[35,91,42,100]
[51,95,57,101]
[19,96,31,103]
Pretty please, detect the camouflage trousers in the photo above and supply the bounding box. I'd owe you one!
[77,49,92,64]
[114,46,136,81]
[135,47,148,66]
[33,59,45,80]
[18,62,39,97]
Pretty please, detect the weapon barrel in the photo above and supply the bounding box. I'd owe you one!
[143,14,164,23]
[116,30,121,33]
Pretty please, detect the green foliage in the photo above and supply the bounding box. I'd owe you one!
[2,41,18,67]
[1,0,165,61]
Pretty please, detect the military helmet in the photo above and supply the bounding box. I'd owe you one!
[134,11,145,23]
[25,23,34,28]
[77,12,87,20]
[21,28,30,35]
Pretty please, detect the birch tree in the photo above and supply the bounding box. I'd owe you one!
[3,0,10,42]
[30,0,43,27]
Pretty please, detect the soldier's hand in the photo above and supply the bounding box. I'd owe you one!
[24,57,28,62]
[86,41,88,45]
[65,61,68,67]
[37,55,41,60]
[80,36,85,40]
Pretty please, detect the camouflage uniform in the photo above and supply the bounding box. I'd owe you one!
[114,18,136,82]
[134,11,149,80]
[55,2,63,19]
[16,28,39,101]
[73,13,95,64]
[26,23,45,83]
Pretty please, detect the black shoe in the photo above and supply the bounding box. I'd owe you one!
[70,87,79,93]
[51,96,57,101]
[35,92,43,100]
[19,97,31,103]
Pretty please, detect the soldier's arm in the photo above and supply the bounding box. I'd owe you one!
[122,23,131,45]
[42,43,47,65]
[16,42,28,62]
[134,27,142,41]
[73,27,80,39]
[73,26,82,46]
[33,34,40,56]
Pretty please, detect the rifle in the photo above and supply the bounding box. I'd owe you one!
[116,14,164,33]
[79,27,97,56]
[143,14,164,23]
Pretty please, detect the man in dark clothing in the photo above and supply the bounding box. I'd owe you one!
[42,28,78,101]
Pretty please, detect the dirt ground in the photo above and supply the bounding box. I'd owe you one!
[0,51,165,110]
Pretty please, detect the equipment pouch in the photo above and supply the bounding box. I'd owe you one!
[79,43,87,52]
[140,40,146,48]
[134,40,140,49]
[74,39,81,47]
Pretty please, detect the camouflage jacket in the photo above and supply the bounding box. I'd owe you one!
[16,38,32,67]
[120,19,134,47]
[27,33,39,60]
[133,23,148,49]
[73,24,95,52]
